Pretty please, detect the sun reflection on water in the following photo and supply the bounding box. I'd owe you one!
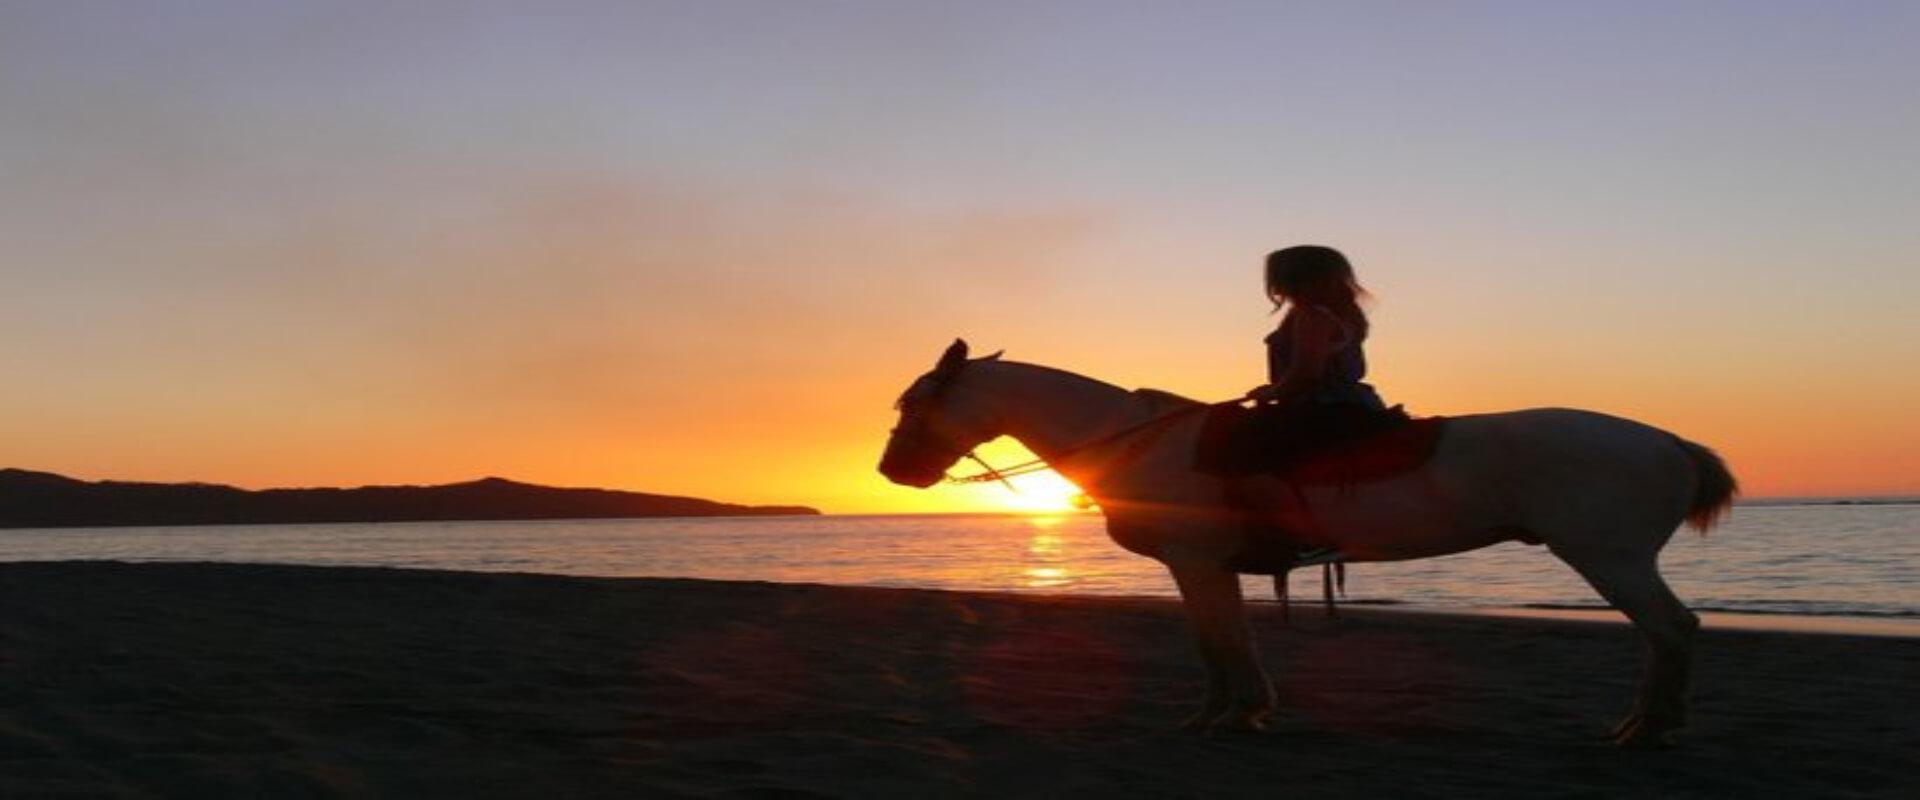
[1021,515,1076,589]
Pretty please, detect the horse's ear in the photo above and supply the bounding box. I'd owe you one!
[936,339,969,372]
[980,349,1004,361]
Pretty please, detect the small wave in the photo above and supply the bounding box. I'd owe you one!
[1518,601,1917,619]
[1688,604,1919,619]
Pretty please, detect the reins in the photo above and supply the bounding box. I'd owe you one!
[951,452,1053,488]
[944,401,1218,490]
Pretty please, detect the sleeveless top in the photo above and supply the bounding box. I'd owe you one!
[1265,306,1386,410]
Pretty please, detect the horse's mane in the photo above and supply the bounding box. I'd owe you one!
[989,360,1205,413]
[1132,387,1206,413]
[987,359,1122,392]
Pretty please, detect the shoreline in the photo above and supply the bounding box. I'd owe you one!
[10,555,1915,639]
[4,561,1915,798]
[1452,605,1920,639]
[1246,598,1920,639]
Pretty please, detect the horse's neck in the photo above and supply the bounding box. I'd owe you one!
[973,362,1143,462]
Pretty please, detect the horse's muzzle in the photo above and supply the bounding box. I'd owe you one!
[878,458,946,489]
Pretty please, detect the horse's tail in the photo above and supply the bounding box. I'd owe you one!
[1676,437,1739,533]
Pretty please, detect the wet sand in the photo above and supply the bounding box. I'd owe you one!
[1,561,1913,798]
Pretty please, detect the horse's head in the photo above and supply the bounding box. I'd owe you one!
[879,339,1004,488]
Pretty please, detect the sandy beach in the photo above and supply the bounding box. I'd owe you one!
[1,562,1913,799]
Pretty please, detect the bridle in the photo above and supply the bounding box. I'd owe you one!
[942,404,1207,490]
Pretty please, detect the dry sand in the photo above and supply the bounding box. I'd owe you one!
[1,561,1913,799]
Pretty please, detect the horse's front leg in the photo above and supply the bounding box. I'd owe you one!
[1166,559,1274,733]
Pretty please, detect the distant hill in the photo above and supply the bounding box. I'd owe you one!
[0,469,820,528]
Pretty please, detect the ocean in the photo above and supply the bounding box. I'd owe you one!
[3,502,1915,634]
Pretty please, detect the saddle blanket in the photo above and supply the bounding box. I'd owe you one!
[1197,404,1448,486]
[1281,415,1447,485]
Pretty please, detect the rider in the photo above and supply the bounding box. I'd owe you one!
[1244,245,1389,462]
[1208,245,1398,574]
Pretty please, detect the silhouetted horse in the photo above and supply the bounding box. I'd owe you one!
[881,341,1736,746]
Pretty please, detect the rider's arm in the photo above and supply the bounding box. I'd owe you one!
[1247,307,1338,404]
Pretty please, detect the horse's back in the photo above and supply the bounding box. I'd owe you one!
[1447,407,1691,458]
[1438,407,1708,544]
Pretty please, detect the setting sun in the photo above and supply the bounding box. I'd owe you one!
[994,469,1091,514]
[953,440,1093,514]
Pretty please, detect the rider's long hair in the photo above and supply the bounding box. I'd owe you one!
[1265,245,1370,333]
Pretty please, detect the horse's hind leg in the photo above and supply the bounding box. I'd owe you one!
[1554,548,1700,748]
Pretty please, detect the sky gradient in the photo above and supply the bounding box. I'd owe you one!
[5,1,1917,513]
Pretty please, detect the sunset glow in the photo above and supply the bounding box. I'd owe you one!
[3,3,1916,513]
[992,470,1092,515]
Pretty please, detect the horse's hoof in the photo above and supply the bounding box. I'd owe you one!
[1205,710,1273,736]
[1178,709,1225,734]
[1176,711,1271,735]
[1611,716,1680,749]
[1615,731,1679,750]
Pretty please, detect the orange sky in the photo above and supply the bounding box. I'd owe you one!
[4,3,1917,513]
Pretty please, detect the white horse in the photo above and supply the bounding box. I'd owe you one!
[879,340,1737,747]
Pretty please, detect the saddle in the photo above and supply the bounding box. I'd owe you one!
[1277,413,1447,486]
[1199,404,1449,577]
[1195,402,1447,485]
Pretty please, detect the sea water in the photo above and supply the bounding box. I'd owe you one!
[1,502,1914,631]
